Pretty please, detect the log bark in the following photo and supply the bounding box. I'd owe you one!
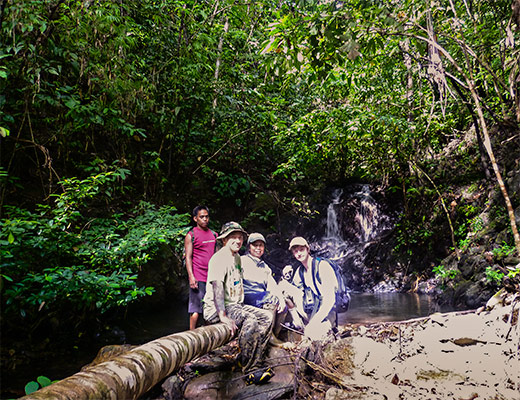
[20,323,232,400]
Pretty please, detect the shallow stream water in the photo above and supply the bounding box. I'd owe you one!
[121,293,455,339]
[339,292,454,324]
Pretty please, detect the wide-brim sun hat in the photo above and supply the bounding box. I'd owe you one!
[288,236,309,250]
[247,232,266,245]
[217,221,248,240]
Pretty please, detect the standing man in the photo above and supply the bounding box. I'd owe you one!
[185,206,217,330]
[203,222,273,372]
[289,236,338,341]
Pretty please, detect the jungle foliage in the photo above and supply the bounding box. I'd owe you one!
[1,168,188,332]
[1,0,519,330]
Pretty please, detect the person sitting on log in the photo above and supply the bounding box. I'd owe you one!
[241,232,288,340]
[289,236,338,341]
[203,222,274,372]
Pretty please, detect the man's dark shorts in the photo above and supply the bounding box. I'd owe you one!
[188,281,206,314]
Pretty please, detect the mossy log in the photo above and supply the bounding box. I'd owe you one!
[20,323,232,400]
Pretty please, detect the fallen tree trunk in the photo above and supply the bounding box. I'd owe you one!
[20,323,233,400]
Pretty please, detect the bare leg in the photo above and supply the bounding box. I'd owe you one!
[189,312,199,330]
[273,308,288,337]
[289,308,305,329]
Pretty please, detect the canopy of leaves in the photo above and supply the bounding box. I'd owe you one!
[263,0,519,180]
[1,0,519,328]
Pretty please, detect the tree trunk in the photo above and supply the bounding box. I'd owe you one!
[407,25,520,256]
[211,15,229,128]
[20,323,233,400]
[469,85,520,255]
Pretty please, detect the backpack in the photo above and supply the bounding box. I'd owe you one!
[298,257,351,314]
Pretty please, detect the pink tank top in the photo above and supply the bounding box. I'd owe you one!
[191,227,217,282]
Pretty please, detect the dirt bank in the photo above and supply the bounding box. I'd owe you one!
[321,290,519,399]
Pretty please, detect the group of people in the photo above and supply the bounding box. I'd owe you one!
[184,205,340,372]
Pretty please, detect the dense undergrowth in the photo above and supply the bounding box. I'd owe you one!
[1,169,189,335]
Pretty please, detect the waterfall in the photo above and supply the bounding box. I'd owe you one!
[326,189,342,239]
[311,185,397,291]
[354,185,383,244]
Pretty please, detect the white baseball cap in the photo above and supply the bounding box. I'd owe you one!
[288,236,309,250]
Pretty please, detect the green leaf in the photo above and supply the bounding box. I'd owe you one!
[37,376,52,387]
[25,381,39,395]
[0,127,9,137]
[64,98,78,109]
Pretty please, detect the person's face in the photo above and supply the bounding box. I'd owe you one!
[291,245,309,263]
[193,209,209,228]
[249,240,265,258]
[223,231,244,253]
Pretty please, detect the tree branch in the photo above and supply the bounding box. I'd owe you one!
[192,127,252,174]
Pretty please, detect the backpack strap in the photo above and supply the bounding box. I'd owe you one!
[311,257,322,298]
[297,260,322,298]
[315,257,322,284]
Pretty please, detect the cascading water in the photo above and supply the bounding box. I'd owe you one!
[311,185,398,291]
[326,189,342,239]
[356,186,379,243]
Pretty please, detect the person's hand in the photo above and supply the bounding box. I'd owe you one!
[189,276,198,290]
[220,315,237,335]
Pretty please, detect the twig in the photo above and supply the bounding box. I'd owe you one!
[292,352,302,400]
[300,356,352,390]
[192,128,252,174]
[505,296,519,342]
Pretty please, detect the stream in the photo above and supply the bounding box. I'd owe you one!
[124,293,454,341]
[122,293,453,342]
[340,292,454,324]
